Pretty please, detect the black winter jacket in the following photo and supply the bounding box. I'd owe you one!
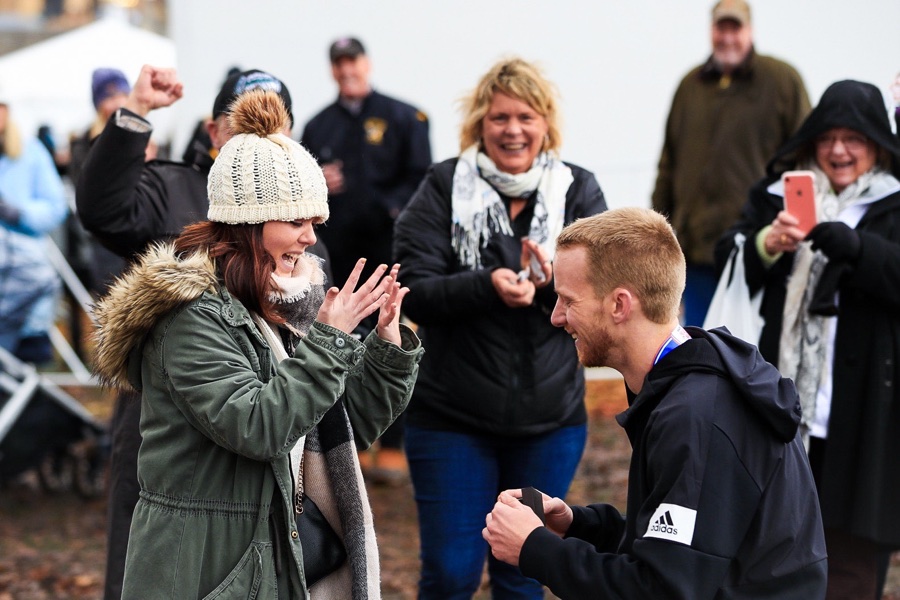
[75,110,210,260]
[520,328,827,599]
[713,80,900,546]
[393,157,606,436]
[717,178,900,547]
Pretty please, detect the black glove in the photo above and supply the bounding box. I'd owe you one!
[0,196,20,226]
[806,221,861,263]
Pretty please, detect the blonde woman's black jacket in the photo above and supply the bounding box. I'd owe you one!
[519,328,827,599]
[393,157,606,436]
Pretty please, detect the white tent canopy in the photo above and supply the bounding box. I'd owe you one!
[0,16,177,149]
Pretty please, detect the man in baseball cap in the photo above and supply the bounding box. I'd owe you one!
[329,36,366,63]
[650,0,810,327]
[302,37,431,483]
[711,0,751,26]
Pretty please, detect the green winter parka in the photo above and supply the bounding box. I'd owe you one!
[91,244,423,599]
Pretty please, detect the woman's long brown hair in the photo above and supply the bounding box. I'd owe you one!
[174,220,284,323]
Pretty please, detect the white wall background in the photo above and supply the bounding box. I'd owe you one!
[167,0,899,210]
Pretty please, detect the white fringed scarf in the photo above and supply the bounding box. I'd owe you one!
[778,166,882,445]
[450,145,573,270]
[255,253,380,599]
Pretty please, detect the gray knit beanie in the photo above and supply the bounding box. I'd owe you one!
[207,90,328,224]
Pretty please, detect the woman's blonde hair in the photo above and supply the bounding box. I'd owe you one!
[458,57,562,154]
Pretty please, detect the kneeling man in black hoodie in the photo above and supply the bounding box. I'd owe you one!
[483,207,827,599]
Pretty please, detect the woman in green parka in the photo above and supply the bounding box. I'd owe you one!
[91,89,423,599]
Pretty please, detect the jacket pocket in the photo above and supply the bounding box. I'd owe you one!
[201,541,275,600]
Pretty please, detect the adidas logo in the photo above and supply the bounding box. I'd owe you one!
[644,503,696,545]
[648,510,678,536]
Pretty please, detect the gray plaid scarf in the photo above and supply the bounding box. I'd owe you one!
[256,259,380,599]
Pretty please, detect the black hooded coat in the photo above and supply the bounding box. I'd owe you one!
[715,80,900,547]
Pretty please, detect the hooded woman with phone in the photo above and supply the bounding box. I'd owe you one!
[715,79,900,600]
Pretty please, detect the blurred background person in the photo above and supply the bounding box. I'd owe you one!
[69,67,132,185]
[301,36,432,484]
[652,0,810,326]
[0,90,68,364]
[393,57,607,599]
[36,123,68,175]
[64,68,132,361]
[716,79,900,600]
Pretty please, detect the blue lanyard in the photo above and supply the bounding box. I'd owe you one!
[654,326,690,365]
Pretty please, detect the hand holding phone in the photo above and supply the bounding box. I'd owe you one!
[520,238,548,285]
[528,249,546,284]
[782,170,817,236]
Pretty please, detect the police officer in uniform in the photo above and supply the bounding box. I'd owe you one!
[302,37,431,297]
[302,36,431,481]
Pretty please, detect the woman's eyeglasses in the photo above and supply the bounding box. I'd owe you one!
[815,133,869,152]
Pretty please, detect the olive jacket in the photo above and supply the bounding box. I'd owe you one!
[92,244,423,599]
[652,50,810,266]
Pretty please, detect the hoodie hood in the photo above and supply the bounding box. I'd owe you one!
[92,243,219,390]
[766,79,900,179]
[631,327,801,443]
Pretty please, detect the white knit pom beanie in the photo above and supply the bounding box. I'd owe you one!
[207,89,328,224]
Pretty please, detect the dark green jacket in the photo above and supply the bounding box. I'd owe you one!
[92,245,422,598]
[652,50,810,266]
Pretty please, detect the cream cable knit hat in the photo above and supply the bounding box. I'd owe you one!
[207,90,328,224]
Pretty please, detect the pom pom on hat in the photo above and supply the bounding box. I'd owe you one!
[207,90,328,225]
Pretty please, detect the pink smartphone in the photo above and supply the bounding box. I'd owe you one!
[782,170,817,236]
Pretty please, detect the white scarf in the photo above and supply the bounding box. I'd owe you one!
[451,145,573,270]
[779,166,887,444]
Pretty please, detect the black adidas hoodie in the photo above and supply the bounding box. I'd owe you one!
[519,327,827,599]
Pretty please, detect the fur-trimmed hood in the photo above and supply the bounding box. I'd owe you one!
[92,243,218,390]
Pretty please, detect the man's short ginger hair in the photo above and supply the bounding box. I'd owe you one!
[556,208,685,324]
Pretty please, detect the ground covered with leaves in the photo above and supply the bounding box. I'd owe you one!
[1,380,897,599]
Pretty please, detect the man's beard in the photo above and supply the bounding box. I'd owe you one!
[578,323,614,369]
